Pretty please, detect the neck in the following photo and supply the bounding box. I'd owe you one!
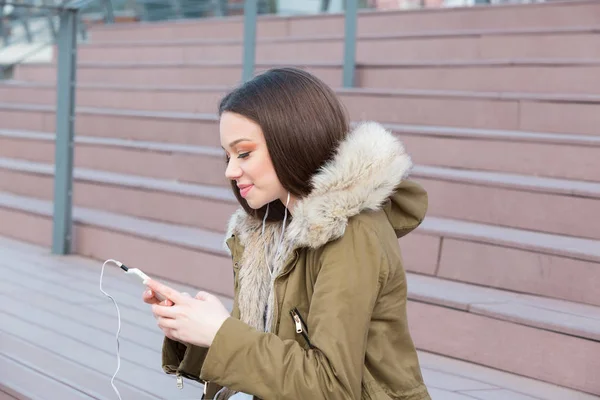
[280,193,297,216]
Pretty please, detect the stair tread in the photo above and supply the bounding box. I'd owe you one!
[9,74,600,103]
[82,26,600,47]
[420,217,600,262]
[1,189,598,343]
[10,79,600,104]
[3,122,600,149]
[408,273,600,341]
[412,165,600,198]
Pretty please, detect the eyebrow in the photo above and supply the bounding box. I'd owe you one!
[222,138,252,149]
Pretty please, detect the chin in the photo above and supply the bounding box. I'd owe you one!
[245,195,276,211]
[245,198,264,210]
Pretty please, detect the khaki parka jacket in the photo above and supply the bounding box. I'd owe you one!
[162,121,432,400]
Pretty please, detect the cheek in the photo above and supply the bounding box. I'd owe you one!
[246,154,278,184]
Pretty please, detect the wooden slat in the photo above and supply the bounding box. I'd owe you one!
[0,307,205,399]
[0,353,93,400]
[0,279,162,350]
[0,333,157,400]
[0,387,22,400]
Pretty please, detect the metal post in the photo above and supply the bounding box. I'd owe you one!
[104,0,114,23]
[22,18,33,43]
[212,0,225,16]
[52,8,78,255]
[0,5,8,47]
[342,0,357,88]
[242,0,256,83]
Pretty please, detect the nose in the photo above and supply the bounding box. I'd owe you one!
[225,158,242,180]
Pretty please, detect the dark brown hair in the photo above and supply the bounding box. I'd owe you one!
[219,67,349,221]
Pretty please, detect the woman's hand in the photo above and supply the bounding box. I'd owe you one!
[142,288,174,306]
[145,279,230,348]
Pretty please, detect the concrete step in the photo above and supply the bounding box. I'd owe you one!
[0,157,234,234]
[1,156,600,308]
[407,274,600,396]
[0,129,228,187]
[2,125,599,185]
[0,196,598,395]
[10,58,600,94]
[13,58,600,97]
[75,28,600,64]
[413,165,600,241]
[3,152,599,240]
[11,61,342,87]
[5,82,600,135]
[87,0,600,41]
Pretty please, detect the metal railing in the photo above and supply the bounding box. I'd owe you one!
[1,0,557,254]
[0,0,108,254]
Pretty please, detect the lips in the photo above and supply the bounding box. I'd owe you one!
[238,184,254,198]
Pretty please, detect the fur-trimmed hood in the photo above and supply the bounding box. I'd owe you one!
[224,121,426,334]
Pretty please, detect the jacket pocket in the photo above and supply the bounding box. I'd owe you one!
[289,307,314,349]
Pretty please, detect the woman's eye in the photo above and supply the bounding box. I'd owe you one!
[238,152,250,159]
[225,155,230,164]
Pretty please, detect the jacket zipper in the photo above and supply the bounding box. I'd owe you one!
[270,251,299,333]
[290,308,314,349]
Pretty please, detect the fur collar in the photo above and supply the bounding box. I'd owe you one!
[225,121,413,333]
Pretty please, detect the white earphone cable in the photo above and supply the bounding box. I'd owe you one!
[100,259,124,400]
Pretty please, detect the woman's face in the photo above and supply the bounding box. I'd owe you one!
[220,111,288,210]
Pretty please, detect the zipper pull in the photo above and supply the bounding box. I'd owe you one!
[291,311,303,334]
[176,374,183,389]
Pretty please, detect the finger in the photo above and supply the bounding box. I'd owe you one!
[161,299,174,306]
[143,289,165,305]
[157,317,177,330]
[143,290,160,305]
[151,303,178,319]
[163,328,177,341]
[195,291,213,301]
[145,279,186,304]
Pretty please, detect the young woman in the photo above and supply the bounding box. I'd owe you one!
[143,67,431,400]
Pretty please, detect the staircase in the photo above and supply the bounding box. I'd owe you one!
[1,0,599,396]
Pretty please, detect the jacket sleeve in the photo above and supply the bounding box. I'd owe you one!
[162,337,209,382]
[199,220,389,399]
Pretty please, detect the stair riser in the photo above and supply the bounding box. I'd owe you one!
[433,237,600,308]
[0,169,237,233]
[6,89,600,136]
[88,2,600,41]
[418,177,600,241]
[74,34,600,64]
[12,63,600,94]
[0,137,228,187]
[13,64,342,88]
[0,109,221,146]
[409,302,600,395]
